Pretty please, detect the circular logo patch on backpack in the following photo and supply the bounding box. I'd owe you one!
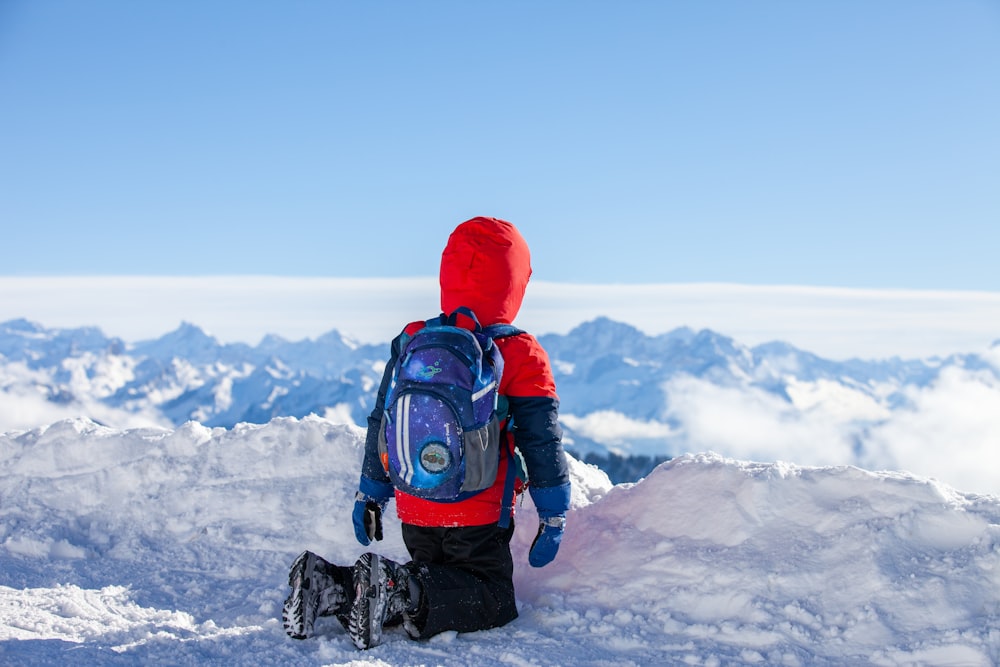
[419,442,451,473]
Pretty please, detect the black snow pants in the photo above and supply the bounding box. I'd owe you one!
[401,521,518,639]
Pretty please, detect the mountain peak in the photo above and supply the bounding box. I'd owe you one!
[132,321,221,362]
[174,321,213,338]
[1,318,45,334]
[1,319,117,363]
[568,317,645,340]
[258,333,290,349]
[316,329,359,350]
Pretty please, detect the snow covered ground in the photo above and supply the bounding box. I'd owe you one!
[1,416,998,666]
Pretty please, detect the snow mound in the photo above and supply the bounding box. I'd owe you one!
[1,418,998,666]
[517,453,1000,665]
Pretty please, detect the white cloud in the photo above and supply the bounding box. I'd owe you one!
[865,366,1000,497]
[783,377,890,421]
[560,411,674,455]
[0,387,170,433]
[662,375,863,468]
[524,282,1000,361]
[1,277,999,360]
[0,276,439,349]
[0,362,170,432]
[660,369,1000,497]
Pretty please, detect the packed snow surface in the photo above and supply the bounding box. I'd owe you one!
[1,416,998,666]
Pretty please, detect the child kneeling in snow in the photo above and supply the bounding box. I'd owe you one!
[282,216,572,649]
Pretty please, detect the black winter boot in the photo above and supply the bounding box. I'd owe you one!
[283,550,352,639]
[347,552,413,649]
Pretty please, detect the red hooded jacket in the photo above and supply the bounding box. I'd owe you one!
[361,217,569,527]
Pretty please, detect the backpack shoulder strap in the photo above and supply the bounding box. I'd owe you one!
[483,323,524,340]
[483,322,526,529]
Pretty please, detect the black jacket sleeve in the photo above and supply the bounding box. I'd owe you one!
[507,395,569,489]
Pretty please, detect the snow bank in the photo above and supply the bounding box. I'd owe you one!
[1,418,998,665]
[517,453,1000,665]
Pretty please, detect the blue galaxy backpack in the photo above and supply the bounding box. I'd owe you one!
[377,307,522,502]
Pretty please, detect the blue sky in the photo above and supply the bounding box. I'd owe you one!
[3,1,998,289]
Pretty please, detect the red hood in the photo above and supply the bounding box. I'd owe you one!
[439,217,532,326]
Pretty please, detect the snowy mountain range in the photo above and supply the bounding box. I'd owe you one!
[3,317,999,489]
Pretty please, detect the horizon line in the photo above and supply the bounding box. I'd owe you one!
[1,276,998,360]
[3,275,1000,298]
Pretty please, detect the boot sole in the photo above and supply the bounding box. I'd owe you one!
[283,550,319,640]
[348,553,384,650]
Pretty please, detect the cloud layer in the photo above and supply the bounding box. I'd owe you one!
[2,277,999,360]
[655,358,1000,496]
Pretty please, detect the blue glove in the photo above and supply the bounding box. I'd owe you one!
[352,476,394,546]
[528,482,571,567]
[529,515,566,567]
